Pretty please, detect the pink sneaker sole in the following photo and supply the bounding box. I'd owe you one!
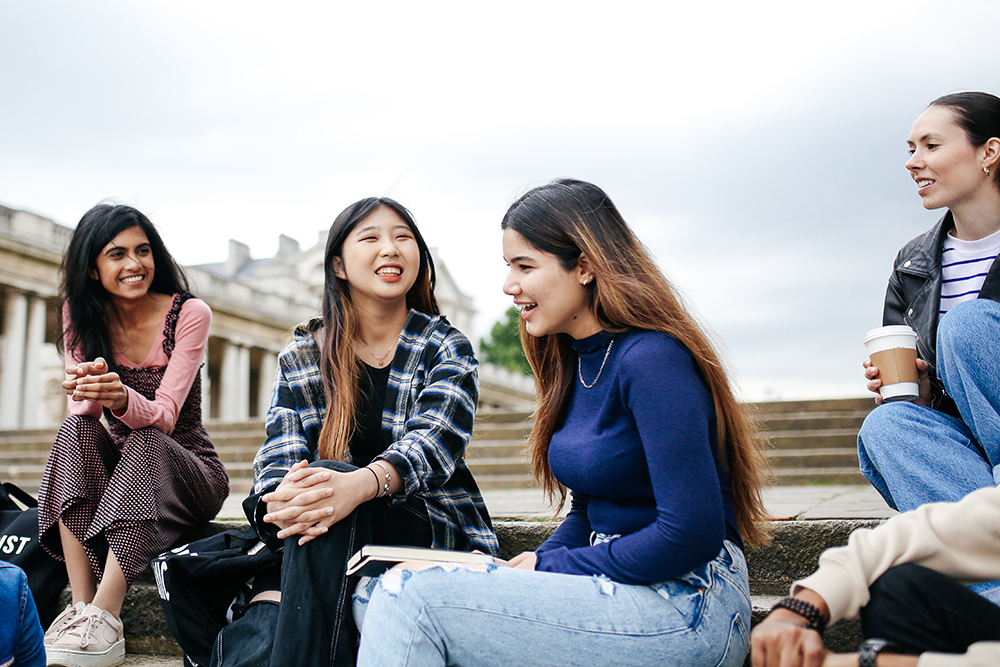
[44,638,125,667]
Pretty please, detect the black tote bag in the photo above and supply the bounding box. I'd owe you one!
[0,482,68,616]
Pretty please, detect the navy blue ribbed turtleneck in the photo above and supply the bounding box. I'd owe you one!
[534,329,741,585]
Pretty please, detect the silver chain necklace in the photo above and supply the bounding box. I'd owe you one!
[358,333,400,367]
[577,338,614,389]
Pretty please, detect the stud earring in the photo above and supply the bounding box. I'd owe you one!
[985,166,991,177]
[583,276,593,285]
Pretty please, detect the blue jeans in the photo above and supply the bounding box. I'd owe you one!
[0,562,44,667]
[353,541,750,667]
[858,299,1000,512]
[858,299,1000,603]
[215,460,432,667]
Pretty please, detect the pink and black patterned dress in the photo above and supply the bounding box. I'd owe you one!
[38,293,230,584]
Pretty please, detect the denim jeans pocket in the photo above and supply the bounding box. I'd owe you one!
[711,542,750,604]
[712,610,750,667]
[649,562,713,628]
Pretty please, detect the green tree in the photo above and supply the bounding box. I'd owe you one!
[479,306,531,375]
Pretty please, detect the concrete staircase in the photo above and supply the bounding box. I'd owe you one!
[0,398,876,494]
[1,400,885,661]
[0,421,268,497]
[755,398,873,486]
[62,517,876,661]
[466,398,877,489]
[464,409,534,489]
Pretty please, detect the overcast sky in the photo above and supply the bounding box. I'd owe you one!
[2,0,998,400]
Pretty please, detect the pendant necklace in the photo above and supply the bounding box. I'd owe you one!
[578,338,614,389]
[358,333,400,367]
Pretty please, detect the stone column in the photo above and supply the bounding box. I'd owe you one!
[257,350,278,418]
[20,296,47,427]
[235,344,251,421]
[220,340,241,422]
[200,353,212,422]
[0,290,29,428]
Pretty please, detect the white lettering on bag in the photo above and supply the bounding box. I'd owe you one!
[152,559,170,601]
[0,535,30,555]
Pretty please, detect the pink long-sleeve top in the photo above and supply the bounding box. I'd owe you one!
[66,297,212,435]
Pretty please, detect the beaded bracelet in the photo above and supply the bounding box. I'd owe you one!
[771,597,826,635]
[369,460,392,497]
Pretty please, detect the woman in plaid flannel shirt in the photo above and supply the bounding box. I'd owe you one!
[215,197,496,667]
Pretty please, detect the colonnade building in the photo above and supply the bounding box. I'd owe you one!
[0,203,481,430]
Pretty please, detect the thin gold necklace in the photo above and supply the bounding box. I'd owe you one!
[358,332,400,367]
[578,338,614,389]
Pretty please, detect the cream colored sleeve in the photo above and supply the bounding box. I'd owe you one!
[791,485,1000,623]
[917,642,1000,667]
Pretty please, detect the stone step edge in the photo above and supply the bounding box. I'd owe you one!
[101,518,880,655]
[115,592,862,658]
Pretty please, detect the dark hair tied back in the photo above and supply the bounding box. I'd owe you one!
[930,91,1000,190]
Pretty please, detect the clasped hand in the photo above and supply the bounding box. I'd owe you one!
[64,357,128,412]
[263,461,367,546]
[750,611,865,667]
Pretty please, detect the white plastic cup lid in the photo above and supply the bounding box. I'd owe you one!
[864,325,917,351]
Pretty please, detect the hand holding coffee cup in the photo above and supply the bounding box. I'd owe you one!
[863,325,920,402]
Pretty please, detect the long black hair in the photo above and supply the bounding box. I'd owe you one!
[317,197,439,460]
[58,203,189,369]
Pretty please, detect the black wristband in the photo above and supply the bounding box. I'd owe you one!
[771,596,827,635]
[858,638,901,667]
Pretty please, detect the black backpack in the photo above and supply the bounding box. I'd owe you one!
[153,527,281,667]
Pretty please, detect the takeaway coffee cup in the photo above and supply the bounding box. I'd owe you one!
[863,325,919,402]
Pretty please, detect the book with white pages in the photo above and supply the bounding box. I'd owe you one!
[345,545,496,577]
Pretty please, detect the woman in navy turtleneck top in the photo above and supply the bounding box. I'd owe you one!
[356,179,770,667]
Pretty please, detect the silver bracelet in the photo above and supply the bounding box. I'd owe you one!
[370,460,392,497]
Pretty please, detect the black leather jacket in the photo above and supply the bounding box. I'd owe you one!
[883,211,1000,413]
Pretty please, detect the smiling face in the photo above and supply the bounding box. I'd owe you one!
[502,228,600,340]
[91,225,155,301]
[906,105,993,214]
[332,206,420,309]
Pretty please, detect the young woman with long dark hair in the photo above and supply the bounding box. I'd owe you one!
[219,197,496,667]
[40,204,229,667]
[355,179,770,667]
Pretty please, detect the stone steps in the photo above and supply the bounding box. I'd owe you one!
[755,399,873,486]
[464,440,526,459]
[48,517,874,660]
[753,398,873,414]
[765,447,863,468]
[0,399,876,496]
[768,468,872,486]
[474,474,538,490]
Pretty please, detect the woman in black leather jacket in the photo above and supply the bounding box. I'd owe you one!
[859,92,1000,517]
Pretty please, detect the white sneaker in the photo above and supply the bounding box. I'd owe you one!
[46,604,125,667]
[44,601,86,646]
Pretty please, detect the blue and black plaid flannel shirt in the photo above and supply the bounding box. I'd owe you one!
[252,309,498,554]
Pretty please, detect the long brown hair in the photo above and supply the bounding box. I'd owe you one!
[501,179,770,546]
[316,197,439,461]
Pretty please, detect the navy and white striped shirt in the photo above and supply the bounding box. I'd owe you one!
[252,309,498,554]
[940,229,1000,316]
